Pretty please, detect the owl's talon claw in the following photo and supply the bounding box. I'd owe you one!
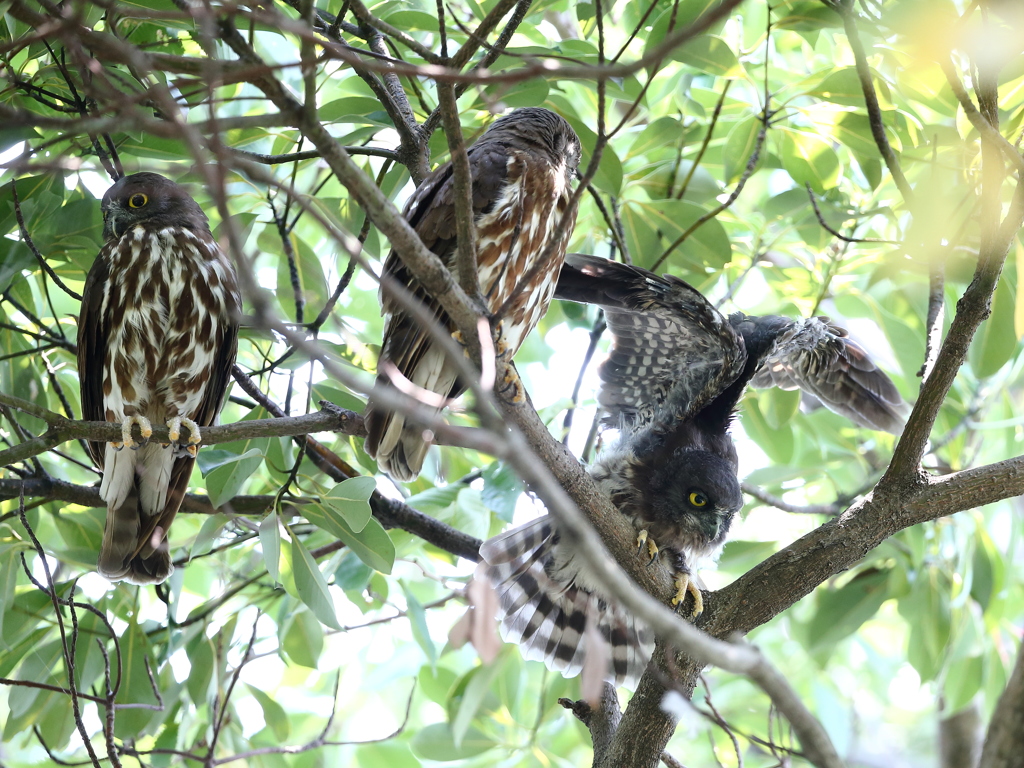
[671,573,703,618]
[119,415,153,450]
[450,330,473,359]
[499,365,527,404]
[167,416,201,456]
[493,320,512,359]
[636,529,659,564]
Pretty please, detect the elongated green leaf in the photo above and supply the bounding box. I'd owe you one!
[190,513,228,558]
[204,447,266,508]
[969,270,1017,378]
[450,663,503,748]
[411,723,496,761]
[289,536,342,630]
[403,583,437,670]
[247,684,291,741]
[282,608,324,669]
[804,569,889,656]
[723,114,762,184]
[674,36,742,77]
[260,512,281,583]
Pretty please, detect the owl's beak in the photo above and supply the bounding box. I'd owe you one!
[102,202,127,241]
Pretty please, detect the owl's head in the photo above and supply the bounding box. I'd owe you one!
[646,449,742,550]
[101,172,209,241]
[487,107,583,176]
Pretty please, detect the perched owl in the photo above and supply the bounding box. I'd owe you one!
[78,172,240,584]
[364,107,582,481]
[482,253,907,687]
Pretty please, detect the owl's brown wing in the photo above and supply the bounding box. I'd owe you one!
[556,253,747,430]
[365,143,513,480]
[77,246,112,469]
[366,109,581,481]
[372,141,513,396]
[737,314,909,434]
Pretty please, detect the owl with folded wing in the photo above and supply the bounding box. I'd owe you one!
[364,107,582,481]
[78,172,240,584]
[482,253,907,687]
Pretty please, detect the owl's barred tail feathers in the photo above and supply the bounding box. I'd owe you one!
[481,517,655,689]
[364,344,460,482]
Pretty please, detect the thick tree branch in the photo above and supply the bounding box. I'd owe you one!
[979,633,1024,768]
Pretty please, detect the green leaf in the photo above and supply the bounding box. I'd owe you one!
[832,112,883,158]
[481,461,523,522]
[282,608,324,668]
[674,36,742,77]
[289,535,342,630]
[0,545,27,641]
[419,665,458,705]
[970,524,1004,612]
[451,663,502,748]
[204,447,266,508]
[357,742,423,768]
[260,512,281,583]
[334,552,373,591]
[628,116,685,158]
[777,127,841,192]
[304,503,396,574]
[804,569,889,657]
[943,655,983,713]
[900,570,951,682]
[403,584,437,669]
[190,513,229,558]
[741,394,795,464]
[321,476,376,532]
[273,234,330,322]
[625,199,732,271]
[247,684,291,741]
[809,67,893,108]
[185,631,215,706]
[115,623,160,738]
[411,723,496,761]
[722,114,762,184]
[969,270,1018,378]
[760,387,801,429]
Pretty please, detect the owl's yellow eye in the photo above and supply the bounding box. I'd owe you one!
[128,193,148,208]
[688,492,708,507]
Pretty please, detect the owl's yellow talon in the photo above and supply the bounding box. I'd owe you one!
[500,367,527,404]
[672,573,703,618]
[120,415,153,450]
[637,529,659,564]
[493,320,511,358]
[167,416,201,454]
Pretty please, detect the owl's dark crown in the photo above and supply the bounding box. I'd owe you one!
[101,172,210,241]
[485,107,582,172]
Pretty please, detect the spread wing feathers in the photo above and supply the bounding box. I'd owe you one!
[481,517,655,688]
[739,314,909,434]
[556,253,746,430]
[556,254,908,434]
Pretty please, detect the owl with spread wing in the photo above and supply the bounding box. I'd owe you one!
[78,173,240,584]
[364,107,582,481]
[482,253,907,687]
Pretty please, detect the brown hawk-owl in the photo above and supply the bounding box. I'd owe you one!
[78,172,240,584]
[364,107,582,481]
[482,254,907,687]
